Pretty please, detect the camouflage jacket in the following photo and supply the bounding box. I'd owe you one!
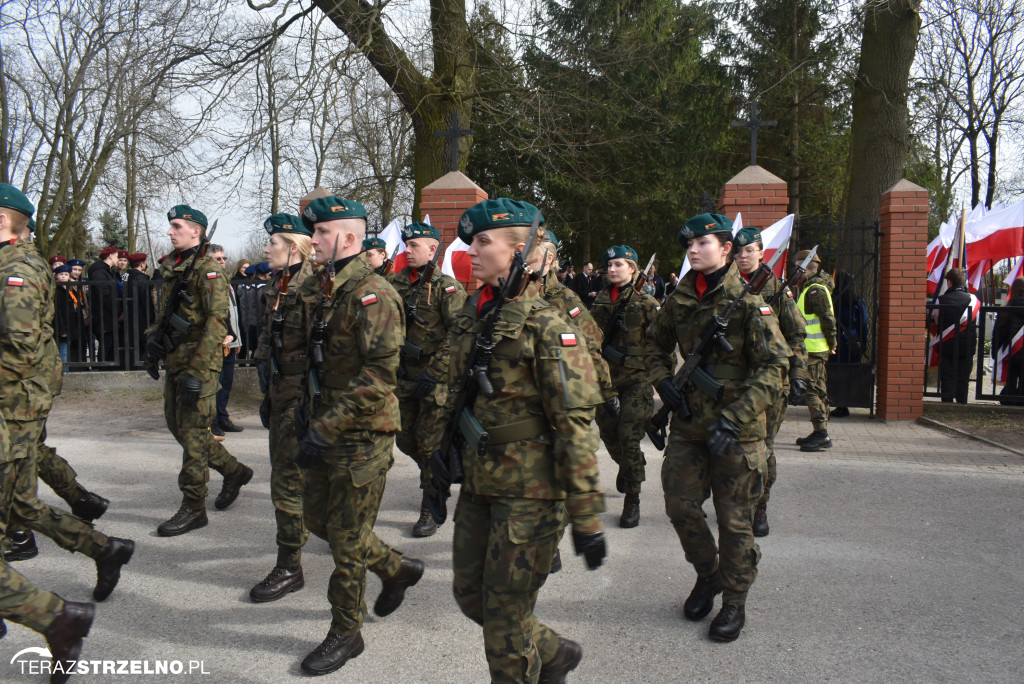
[542,270,615,402]
[752,273,809,382]
[389,265,466,399]
[146,248,230,380]
[0,239,60,424]
[298,253,403,446]
[436,280,605,531]
[590,282,660,389]
[645,264,790,442]
[255,258,317,410]
[799,272,837,352]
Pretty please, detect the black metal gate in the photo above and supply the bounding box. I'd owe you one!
[790,221,881,413]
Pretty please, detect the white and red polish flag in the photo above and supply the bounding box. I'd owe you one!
[378,218,407,273]
[441,236,473,281]
[927,293,981,367]
[760,214,795,278]
[1003,256,1023,286]
[995,325,1024,383]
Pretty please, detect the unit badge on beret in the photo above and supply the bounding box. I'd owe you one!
[491,213,510,221]
[607,248,616,257]
[459,215,474,233]
[264,219,273,232]
[681,226,694,239]
[303,206,316,220]
[168,208,176,218]
[737,234,748,245]
[402,227,413,239]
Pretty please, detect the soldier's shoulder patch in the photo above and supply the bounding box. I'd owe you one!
[560,332,578,346]
[206,271,219,279]
[759,305,773,316]
[445,285,457,294]
[360,293,378,306]
[568,306,581,318]
[786,288,794,298]
[6,276,24,287]
[809,289,818,296]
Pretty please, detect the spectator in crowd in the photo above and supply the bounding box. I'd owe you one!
[68,258,85,281]
[233,259,252,279]
[574,261,600,308]
[665,271,679,297]
[649,263,666,301]
[54,265,77,369]
[932,267,977,404]
[88,246,122,363]
[209,246,244,437]
[234,264,267,359]
[829,270,868,418]
[993,277,1024,405]
[251,261,272,280]
[124,253,153,364]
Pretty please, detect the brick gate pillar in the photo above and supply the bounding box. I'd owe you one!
[419,171,488,291]
[718,165,790,230]
[877,180,929,421]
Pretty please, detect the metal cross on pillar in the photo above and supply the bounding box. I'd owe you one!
[731,100,777,167]
[434,111,475,173]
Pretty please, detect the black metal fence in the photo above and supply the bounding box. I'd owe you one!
[924,302,1024,404]
[54,279,267,371]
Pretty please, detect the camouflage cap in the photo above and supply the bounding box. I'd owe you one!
[0,183,34,218]
[301,196,366,231]
[458,198,544,243]
[734,226,763,247]
[263,213,311,237]
[167,204,207,228]
[362,237,386,251]
[793,249,822,264]
[401,221,440,241]
[603,244,639,266]
[678,213,732,246]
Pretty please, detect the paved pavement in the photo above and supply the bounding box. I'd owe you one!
[3,387,1023,683]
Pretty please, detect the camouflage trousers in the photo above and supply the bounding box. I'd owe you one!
[163,370,242,509]
[302,432,403,636]
[760,385,790,507]
[452,492,566,684]
[2,420,105,558]
[0,559,63,632]
[595,382,653,495]
[806,354,830,431]
[268,404,309,568]
[662,434,766,607]
[36,436,86,506]
[395,392,445,491]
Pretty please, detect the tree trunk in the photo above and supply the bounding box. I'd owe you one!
[843,0,921,226]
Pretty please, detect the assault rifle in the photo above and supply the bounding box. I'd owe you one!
[145,220,218,380]
[766,245,818,308]
[601,253,655,366]
[300,235,339,425]
[427,215,541,524]
[269,254,295,383]
[645,244,786,451]
[378,243,399,278]
[404,248,440,328]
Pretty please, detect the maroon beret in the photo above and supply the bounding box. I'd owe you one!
[128,253,147,265]
[117,250,129,259]
[49,255,67,266]
[98,246,118,259]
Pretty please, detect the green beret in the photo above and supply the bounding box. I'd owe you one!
[401,221,440,242]
[678,213,732,246]
[0,183,34,218]
[263,213,311,236]
[544,230,559,248]
[167,204,207,228]
[734,226,762,247]
[362,237,386,251]
[28,217,36,233]
[458,198,544,242]
[301,195,366,231]
[603,244,639,266]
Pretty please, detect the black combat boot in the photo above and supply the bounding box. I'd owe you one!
[250,565,304,603]
[795,431,814,445]
[373,557,424,617]
[219,418,244,432]
[214,464,253,510]
[3,530,38,562]
[45,600,95,684]
[709,604,745,642]
[157,506,208,537]
[619,493,640,528]
[753,501,769,537]
[301,631,364,675]
[538,637,583,684]
[93,537,135,601]
[70,491,109,522]
[412,494,437,537]
[683,571,722,621]
[799,430,832,452]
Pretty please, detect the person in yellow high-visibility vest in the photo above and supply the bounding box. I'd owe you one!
[794,249,836,452]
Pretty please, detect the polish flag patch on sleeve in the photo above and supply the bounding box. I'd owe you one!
[360,293,378,306]
[445,285,457,294]
[568,306,581,318]
[759,305,773,316]
[206,271,218,279]
[560,332,578,347]
[786,288,794,298]
[6,276,24,287]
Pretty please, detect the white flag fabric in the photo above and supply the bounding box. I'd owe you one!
[442,236,473,281]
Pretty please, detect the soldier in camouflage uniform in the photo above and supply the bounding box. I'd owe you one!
[362,237,388,272]
[645,213,789,642]
[0,184,135,605]
[145,204,254,537]
[249,214,316,603]
[389,221,466,537]
[291,196,423,676]
[431,199,607,684]
[732,227,809,537]
[793,249,836,452]
[590,245,659,529]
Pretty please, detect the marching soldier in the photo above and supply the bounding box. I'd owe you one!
[390,221,466,537]
[793,248,836,452]
[732,227,809,537]
[0,183,134,605]
[432,199,606,683]
[145,204,254,536]
[362,236,388,272]
[646,213,789,642]
[249,214,316,602]
[590,245,659,528]
[293,196,423,675]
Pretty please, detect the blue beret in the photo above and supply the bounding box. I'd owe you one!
[67,259,85,267]
[0,183,34,218]
[458,198,544,243]
[263,213,311,236]
[252,261,272,275]
[168,204,207,228]
[401,221,440,241]
[734,227,762,247]
[603,245,639,266]
[301,196,366,231]
[362,237,386,251]
[678,213,733,246]
[54,264,72,275]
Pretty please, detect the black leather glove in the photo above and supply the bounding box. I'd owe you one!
[259,395,271,429]
[146,335,166,361]
[296,428,330,468]
[257,359,270,394]
[789,377,808,405]
[657,378,683,412]
[180,374,202,408]
[571,529,607,570]
[706,415,741,458]
[412,370,438,400]
[603,397,621,420]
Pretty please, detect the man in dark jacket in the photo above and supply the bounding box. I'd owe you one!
[574,261,599,308]
[88,246,121,364]
[933,268,978,403]
[124,253,152,366]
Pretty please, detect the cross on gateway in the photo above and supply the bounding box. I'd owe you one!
[434,111,475,173]
[731,100,777,167]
